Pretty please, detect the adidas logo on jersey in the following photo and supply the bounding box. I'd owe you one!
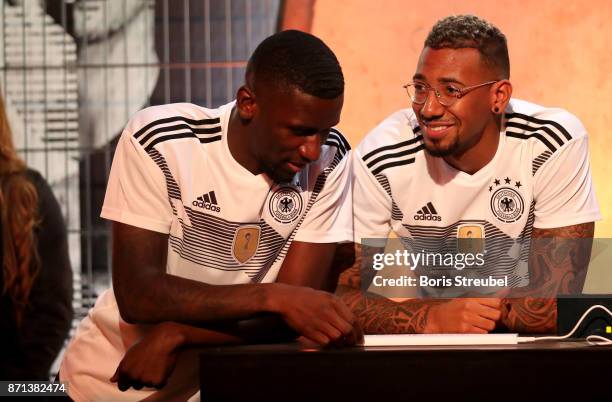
[192,191,221,212]
[414,202,441,221]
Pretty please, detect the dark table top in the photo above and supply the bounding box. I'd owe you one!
[200,338,607,353]
[199,340,612,402]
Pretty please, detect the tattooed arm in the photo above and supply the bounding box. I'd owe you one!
[335,243,502,334]
[501,222,594,333]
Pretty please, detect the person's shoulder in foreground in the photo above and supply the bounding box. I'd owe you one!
[60,29,360,402]
[339,14,600,335]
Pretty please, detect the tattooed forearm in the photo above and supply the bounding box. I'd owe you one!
[501,222,594,333]
[336,242,380,290]
[502,297,557,333]
[530,223,594,239]
[335,243,441,333]
[336,285,436,333]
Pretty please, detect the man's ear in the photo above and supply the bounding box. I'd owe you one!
[490,79,513,114]
[236,85,257,120]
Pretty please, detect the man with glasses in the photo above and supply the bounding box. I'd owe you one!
[338,15,600,334]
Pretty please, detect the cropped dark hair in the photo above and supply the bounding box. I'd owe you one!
[425,15,510,79]
[246,30,344,99]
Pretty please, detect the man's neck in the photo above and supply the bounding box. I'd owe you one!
[227,106,260,175]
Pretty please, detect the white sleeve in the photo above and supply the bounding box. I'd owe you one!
[100,129,174,233]
[353,149,393,243]
[293,150,353,243]
[533,136,601,229]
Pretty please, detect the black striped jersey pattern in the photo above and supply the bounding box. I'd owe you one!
[134,117,350,281]
[133,115,222,151]
[374,174,404,221]
[401,201,536,289]
[361,108,577,233]
[504,112,572,175]
[251,129,350,282]
[532,150,553,175]
[355,105,577,289]
[362,126,423,176]
[364,112,573,180]
[361,124,424,223]
[170,211,286,277]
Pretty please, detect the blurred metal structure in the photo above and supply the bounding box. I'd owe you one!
[1,0,280,376]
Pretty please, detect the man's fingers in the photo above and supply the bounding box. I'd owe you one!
[331,297,355,324]
[464,311,497,332]
[114,370,138,392]
[117,378,131,392]
[344,322,364,346]
[473,303,503,321]
[354,322,364,344]
[314,320,344,344]
[465,326,488,334]
[154,379,168,390]
[305,331,331,347]
[289,292,359,346]
[330,298,360,339]
[331,317,364,347]
[111,368,130,391]
[317,307,354,340]
[326,313,354,339]
[463,299,502,330]
[472,297,503,309]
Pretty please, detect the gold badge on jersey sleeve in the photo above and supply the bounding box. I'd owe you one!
[232,225,261,264]
[457,224,485,254]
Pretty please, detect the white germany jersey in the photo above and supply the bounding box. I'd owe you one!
[61,102,352,402]
[354,98,601,289]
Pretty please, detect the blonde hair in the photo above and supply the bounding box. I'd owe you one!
[0,92,39,327]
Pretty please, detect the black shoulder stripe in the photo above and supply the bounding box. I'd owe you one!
[505,117,571,149]
[506,131,556,152]
[366,143,424,169]
[362,133,423,163]
[133,115,221,140]
[325,138,346,157]
[505,121,565,147]
[505,112,572,141]
[144,132,221,151]
[138,123,221,146]
[371,158,416,176]
[326,130,351,157]
[362,129,421,162]
[330,128,351,151]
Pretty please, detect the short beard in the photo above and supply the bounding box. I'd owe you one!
[424,145,451,157]
[423,137,459,157]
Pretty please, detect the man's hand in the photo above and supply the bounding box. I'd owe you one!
[424,298,503,333]
[269,283,363,346]
[112,224,359,346]
[110,322,183,392]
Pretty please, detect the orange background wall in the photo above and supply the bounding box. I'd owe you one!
[311,0,612,237]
